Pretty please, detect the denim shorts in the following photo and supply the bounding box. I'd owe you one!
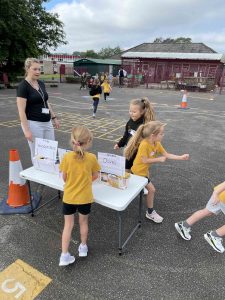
[206,196,225,215]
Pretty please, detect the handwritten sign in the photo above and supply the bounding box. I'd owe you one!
[98,152,125,177]
[58,148,71,163]
[35,138,58,160]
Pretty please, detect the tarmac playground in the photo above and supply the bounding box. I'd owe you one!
[0,84,225,299]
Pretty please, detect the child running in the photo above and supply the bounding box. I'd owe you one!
[89,79,102,118]
[59,126,101,266]
[101,78,112,101]
[114,98,155,170]
[175,181,225,253]
[124,121,189,223]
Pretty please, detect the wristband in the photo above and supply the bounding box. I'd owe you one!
[51,116,57,120]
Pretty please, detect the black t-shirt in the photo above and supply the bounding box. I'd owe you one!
[119,69,124,77]
[17,79,50,122]
[117,115,144,148]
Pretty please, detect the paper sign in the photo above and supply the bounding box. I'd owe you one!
[98,152,125,177]
[35,138,58,160]
[58,148,71,163]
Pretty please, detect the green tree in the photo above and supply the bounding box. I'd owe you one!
[0,0,66,79]
[153,37,192,43]
[98,46,122,58]
[80,50,99,58]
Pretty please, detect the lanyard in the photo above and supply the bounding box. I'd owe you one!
[27,80,47,108]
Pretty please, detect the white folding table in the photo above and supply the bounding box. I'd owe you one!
[20,167,148,254]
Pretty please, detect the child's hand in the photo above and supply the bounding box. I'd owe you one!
[181,154,189,160]
[212,191,220,206]
[158,156,166,163]
[114,144,119,150]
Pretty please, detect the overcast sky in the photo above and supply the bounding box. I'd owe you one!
[44,0,225,54]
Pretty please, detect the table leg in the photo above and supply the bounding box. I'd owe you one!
[118,212,122,255]
[27,180,34,217]
[117,190,143,255]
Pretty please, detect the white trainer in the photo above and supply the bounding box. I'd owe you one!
[92,113,96,118]
[175,221,191,240]
[146,210,163,223]
[144,188,148,195]
[204,231,225,253]
[59,253,75,266]
[78,243,88,257]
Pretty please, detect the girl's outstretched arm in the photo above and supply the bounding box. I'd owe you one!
[163,151,189,160]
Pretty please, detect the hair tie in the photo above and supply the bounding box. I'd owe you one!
[73,141,81,146]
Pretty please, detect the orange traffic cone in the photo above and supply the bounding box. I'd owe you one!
[179,90,189,109]
[7,149,30,207]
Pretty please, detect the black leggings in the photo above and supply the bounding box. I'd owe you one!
[93,98,99,113]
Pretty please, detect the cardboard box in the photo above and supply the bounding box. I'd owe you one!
[99,172,130,190]
[33,138,60,174]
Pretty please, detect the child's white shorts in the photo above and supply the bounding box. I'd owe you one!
[206,196,225,215]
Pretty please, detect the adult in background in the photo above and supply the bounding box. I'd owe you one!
[17,57,60,164]
[118,67,127,87]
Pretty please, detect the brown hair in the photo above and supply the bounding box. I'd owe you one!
[124,121,166,160]
[24,58,40,76]
[71,126,93,159]
[130,97,155,122]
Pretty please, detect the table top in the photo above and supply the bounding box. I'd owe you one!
[20,167,148,211]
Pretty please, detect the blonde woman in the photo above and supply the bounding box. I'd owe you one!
[17,57,60,163]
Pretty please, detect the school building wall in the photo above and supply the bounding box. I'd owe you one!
[122,58,224,84]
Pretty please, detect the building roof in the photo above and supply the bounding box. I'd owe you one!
[125,43,216,53]
[121,52,225,62]
[111,42,217,59]
[74,58,121,65]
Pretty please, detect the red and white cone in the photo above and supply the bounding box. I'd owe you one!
[179,90,188,109]
[7,149,30,207]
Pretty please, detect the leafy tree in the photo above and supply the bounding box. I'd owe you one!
[98,46,122,58]
[72,46,123,59]
[84,50,99,58]
[0,0,66,79]
[153,37,192,44]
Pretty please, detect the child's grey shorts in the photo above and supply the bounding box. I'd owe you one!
[206,195,225,215]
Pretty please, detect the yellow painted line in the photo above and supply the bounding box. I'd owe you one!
[0,259,51,300]
[97,124,125,138]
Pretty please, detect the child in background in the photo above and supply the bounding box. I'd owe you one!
[114,97,155,170]
[101,79,112,101]
[175,181,225,253]
[125,121,189,223]
[108,73,113,86]
[80,72,87,90]
[59,126,101,266]
[89,79,102,118]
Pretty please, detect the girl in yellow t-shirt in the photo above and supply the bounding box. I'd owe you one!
[175,181,225,253]
[101,79,112,101]
[59,126,101,266]
[124,121,189,224]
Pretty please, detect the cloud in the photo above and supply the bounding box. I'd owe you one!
[49,0,225,53]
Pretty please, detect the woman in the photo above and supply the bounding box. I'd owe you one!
[17,58,60,163]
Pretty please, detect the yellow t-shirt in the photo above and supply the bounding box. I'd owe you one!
[101,82,111,93]
[131,139,165,177]
[214,183,225,204]
[59,151,101,204]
